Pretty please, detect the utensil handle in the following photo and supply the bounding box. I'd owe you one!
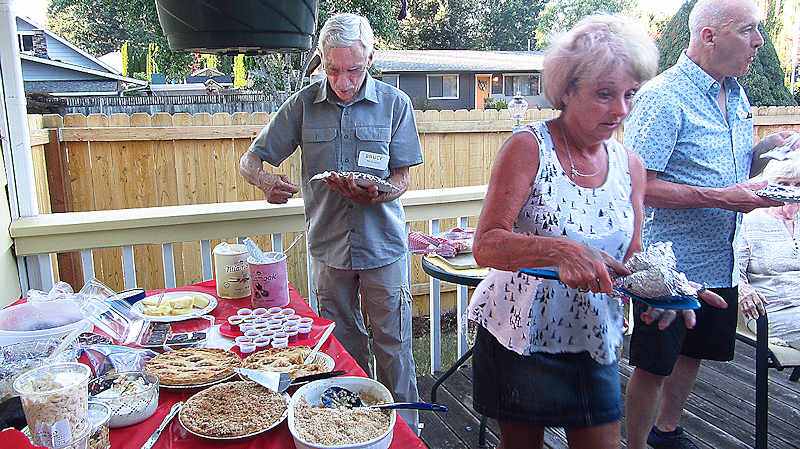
[518,268,560,280]
[304,323,336,364]
[141,401,183,449]
[372,402,448,412]
[292,370,347,384]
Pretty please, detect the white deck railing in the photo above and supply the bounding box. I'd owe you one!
[10,186,487,373]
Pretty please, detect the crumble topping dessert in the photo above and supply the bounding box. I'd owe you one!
[293,399,391,445]
[180,381,287,438]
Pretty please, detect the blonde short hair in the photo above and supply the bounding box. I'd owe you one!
[319,13,375,57]
[542,14,658,110]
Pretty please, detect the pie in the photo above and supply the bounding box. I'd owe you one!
[180,381,287,437]
[242,346,329,378]
[145,348,241,386]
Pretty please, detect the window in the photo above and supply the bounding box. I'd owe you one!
[503,74,541,96]
[491,74,503,94]
[381,74,399,88]
[427,74,459,99]
[18,33,34,54]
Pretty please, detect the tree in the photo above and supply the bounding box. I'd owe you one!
[657,0,796,106]
[397,0,481,50]
[534,0,635,48]
[476,0,544,51]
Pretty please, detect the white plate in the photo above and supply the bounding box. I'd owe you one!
[131,291,217,322]
[240,351,336,379]
[178,390,290,439]
[310,171,398,192]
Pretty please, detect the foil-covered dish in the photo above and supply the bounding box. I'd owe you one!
[310,171,399,192]
[614,242,699,299]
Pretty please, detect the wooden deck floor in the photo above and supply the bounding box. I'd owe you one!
[417,339,800,449]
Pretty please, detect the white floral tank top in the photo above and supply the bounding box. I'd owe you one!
[467,121,634,364]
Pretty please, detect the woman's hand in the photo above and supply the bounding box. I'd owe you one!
[557,242,630,294]
[739,284,767,320]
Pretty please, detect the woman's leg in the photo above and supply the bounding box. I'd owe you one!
[565,421,621,449]
[497,420,545,449]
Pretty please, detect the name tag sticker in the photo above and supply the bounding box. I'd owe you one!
[358,151,389,170]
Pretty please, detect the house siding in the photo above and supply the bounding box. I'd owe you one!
[392,72,475,110]
[17,18,108,72]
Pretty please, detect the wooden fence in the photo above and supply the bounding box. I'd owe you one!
[26,106,800,313]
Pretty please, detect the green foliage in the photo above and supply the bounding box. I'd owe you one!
[656,0,795,106]
[483,97,508,110]
[411,96,444,111]
[234,55,247,89]
[534,0,635,48]
[477,0,545,50]
[396,0,481,50]
[318,0,401,45]
[121,41,129,76]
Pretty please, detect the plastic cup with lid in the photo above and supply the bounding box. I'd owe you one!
[13,362,92,448]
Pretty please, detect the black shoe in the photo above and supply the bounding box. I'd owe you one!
[646,427,699,449]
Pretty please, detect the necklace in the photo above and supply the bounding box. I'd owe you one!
[562,129,602,179]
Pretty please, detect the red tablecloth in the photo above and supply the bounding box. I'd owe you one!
[9,281,425,449]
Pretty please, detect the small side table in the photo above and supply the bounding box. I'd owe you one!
[420,254,490,448]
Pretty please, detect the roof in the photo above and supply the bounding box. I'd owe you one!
[185,75,233,84]
[21,54,148,85]
[191,67,225,77]
[373,50,544,73]
[17,16,122,75]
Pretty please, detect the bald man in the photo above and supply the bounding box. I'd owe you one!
[622,1,798,448]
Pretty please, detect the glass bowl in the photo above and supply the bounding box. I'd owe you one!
[88,371,159,428]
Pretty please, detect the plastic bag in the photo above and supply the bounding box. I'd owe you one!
[25,282,75,302]
[83,344,157,377]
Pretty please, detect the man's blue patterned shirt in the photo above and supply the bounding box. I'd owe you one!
[624,52,754,288]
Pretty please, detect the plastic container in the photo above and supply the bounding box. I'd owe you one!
[88,371,159,428]
[213,243,251,299]
[87,401,111,449]
[0,338,81,401]
[0,300,89,346]
[289,377,396,449]
[13,362,91,449]
[239,342,256,354]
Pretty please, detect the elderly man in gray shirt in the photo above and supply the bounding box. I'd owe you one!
[239,13,423,432]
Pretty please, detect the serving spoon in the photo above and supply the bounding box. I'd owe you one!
[320,386,448,411]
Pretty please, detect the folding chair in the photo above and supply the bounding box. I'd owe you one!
[735,307,800,449]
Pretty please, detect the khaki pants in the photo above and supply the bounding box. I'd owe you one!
[312,255,420,433]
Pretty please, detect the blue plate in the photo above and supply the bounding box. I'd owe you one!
[518,268,701,310]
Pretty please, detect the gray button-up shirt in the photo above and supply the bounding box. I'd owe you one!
[249,75,424,270]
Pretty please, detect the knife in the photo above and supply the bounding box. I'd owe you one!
[141,401,183,449]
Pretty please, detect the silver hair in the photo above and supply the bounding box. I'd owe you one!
[688,0,757,41]
[318,13,375,57]
[542,14,658,110]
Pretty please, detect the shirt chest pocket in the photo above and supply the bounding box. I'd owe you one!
[354,126,391,177]
[301,127,337,174]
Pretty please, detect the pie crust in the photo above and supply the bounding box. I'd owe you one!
[145,347,241,386]
[242,346,329,378]
[180,381,287,437]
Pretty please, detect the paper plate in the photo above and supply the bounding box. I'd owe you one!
[131,291,217,322]
[755,184,800,203]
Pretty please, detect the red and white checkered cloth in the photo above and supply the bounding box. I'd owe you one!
[408,228,474,257]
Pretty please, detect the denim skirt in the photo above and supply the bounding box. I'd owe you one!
[472,326,622,427]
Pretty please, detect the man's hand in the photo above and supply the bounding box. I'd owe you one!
[717,179,783,213]
[324,172,379,205]
[639,282,727,330]
[739,283,767,320]
[263,173,300,204]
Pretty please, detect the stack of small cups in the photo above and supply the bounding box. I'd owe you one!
[227,307,314,354]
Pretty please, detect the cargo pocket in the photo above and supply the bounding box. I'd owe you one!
[355,126,391,178]
[301,127,337,175]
